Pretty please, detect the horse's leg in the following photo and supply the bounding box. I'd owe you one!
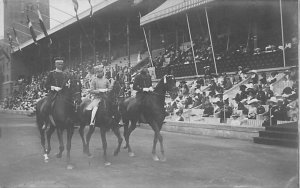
[85,125,95,157]
[100,127,110,166]
[123,120,129,149]
[46,124,55,154]
[151,122,165,162]
[126,120,137,157]
[111,123,123,156]
[66,126,74,169]
[78,124,87,154]
[38,126,47,162]
[56,127,64,158]
[152,133,159,161]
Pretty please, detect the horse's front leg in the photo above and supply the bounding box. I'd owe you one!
[100,127,110,166]
[85,125,95,157]
[111,122,123,156]
[125,120,137,157]
[56,127,64,158]
[39,127,47,162]
[66,126,75,169]
[151,121,165,162]
[44,124,55,162]
[78,124,87,154]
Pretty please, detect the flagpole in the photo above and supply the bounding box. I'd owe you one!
[93,26,96,65]
[13,21,42,34]
[139,12,153,67]
[108,22,111,65]
[279,0,286,67]
[127,17,131,68]
[80,34,83,66]
[205,7,218,74]
[226,26,230,52]
[186,13,199,75]
[8,27,31,37]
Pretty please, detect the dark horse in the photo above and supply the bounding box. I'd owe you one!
[119,75,177,161]
[78,80,123,166]
[36,75,82,169]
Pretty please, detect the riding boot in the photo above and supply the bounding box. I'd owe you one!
[90,106,98,126]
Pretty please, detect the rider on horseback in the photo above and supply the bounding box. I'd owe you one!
[133,67,153,123]
[43,57,69,129]
[86,65,112,126]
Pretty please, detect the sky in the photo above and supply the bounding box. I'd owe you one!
[0,0,3,40]
[49,0,104,28]
[0,0,105,40]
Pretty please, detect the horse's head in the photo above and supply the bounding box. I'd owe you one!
[63,76,82,107]
[154,75,177,96]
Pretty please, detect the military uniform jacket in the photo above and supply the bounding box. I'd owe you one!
[45,70,68,91]
[133,74,152,92]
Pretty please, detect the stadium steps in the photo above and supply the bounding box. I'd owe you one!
[271,73,293,95]
[253,122,298,148]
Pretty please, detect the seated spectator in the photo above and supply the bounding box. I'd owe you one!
[260,72,268,86]
[256,85,267,104]
[248,70,259,84]
[202,100,214,117]
[262,97,278,126]
[264,85,274,100]
[223,76,233,90]
[274,98,290,121]
[247,99,259,119]
[267,71,278,84]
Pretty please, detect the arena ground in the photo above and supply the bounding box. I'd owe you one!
[0,113,298,188]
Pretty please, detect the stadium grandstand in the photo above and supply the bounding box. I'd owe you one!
[0,0,298,146]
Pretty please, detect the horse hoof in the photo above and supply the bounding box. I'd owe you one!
[56,153,62,158]
[104,162,111,166]
[129,152,135,157]
[44,159,49,163]
[66,164,75,170]
[152,155,159,161]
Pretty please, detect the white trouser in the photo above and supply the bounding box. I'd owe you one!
[90,106,98,126]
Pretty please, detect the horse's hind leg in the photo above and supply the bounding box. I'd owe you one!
[100,127,110,166]
[46,124,55,155]
[56,127,64,158]
[78,125,87,154]
[112,123,123,156]
[85,125,95,157]
[125,120,137,157]
[66,126,74,169]
[123,120,129,149]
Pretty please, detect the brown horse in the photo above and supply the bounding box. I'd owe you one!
[119,75,177,161]
[36,76,82,169]
[78,80,123,166]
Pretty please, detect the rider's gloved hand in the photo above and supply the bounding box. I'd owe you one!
[143,88,149,92]
[149,87,154,92]
[51,86,62,91]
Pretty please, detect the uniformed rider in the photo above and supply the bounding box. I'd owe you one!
[86,65,112,126]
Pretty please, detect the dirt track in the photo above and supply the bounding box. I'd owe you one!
[0,113,298,188]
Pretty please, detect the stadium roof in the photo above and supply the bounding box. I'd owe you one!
[140,0,214,26]
[12,0,120,53]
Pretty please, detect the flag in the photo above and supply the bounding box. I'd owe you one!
[27,15,37,45]
[37,9,52,45]
[87,0,93,17]
[6,32,13,50]
[12,27,22,51]
[132,0,143,6]
[0,47,10,60]
[72,0,79,13]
